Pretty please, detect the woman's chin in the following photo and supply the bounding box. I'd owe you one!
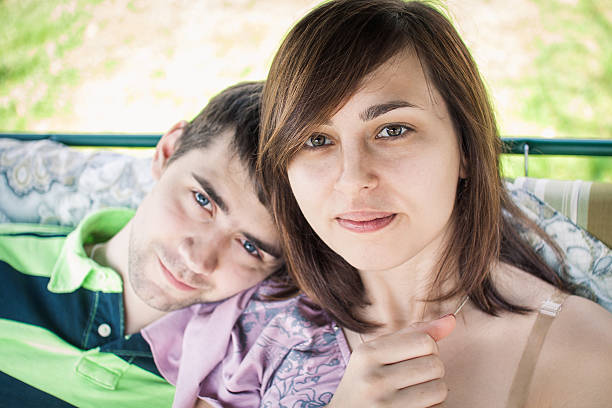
[340,250,410,273]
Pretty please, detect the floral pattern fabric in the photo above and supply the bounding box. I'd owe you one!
[0,138,152,226]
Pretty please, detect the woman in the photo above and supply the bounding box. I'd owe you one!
[258,0,612,406]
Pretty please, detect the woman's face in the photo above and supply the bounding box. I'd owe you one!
[287,51,465,272]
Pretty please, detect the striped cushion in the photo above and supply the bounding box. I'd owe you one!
[512,177,612,248]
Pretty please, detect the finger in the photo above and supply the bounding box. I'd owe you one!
[355,314,456,365]
[393,378,448,408]
[374,354,445,391]
[413,314,456,342]
[356,329,439,365]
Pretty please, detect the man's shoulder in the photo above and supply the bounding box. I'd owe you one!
[0,222,74,237]
[0,222,72,277]
[0,207,133,238]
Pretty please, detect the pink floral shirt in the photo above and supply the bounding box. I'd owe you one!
[142,281,350,407]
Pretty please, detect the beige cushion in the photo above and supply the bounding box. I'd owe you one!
[512,177,612,248]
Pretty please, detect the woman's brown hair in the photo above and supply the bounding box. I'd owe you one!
[258,0,569,332]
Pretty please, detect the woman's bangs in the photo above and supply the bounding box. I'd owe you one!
[281,26,410,164]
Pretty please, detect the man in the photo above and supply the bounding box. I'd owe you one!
[0,81,285,407]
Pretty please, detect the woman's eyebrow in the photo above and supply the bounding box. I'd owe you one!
[359,100,423,122]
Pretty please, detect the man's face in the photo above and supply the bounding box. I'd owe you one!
[128,129,282,311]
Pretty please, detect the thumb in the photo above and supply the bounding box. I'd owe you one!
[412,314,456,342]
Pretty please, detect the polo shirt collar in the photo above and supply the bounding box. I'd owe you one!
[48,208,135,293]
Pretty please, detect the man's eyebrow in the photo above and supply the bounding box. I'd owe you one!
[359,100,422,122]
[243,232,282,259]
[192,173,228,213]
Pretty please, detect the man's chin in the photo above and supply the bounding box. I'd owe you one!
[144,297,195,312]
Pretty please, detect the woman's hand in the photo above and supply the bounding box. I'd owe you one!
[328,314,456,408]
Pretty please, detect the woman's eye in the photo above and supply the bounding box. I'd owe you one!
[376,125,410,138]
[305,134,332,147]
[242,240,261,258]
[194,192,212,210]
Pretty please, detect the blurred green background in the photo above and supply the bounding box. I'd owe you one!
[1,0,610,181]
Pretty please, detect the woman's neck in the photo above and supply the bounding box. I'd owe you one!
[357,240,461,335]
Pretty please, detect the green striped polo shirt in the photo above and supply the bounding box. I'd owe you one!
[0,208,175,407]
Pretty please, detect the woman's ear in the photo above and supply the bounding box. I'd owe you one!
[152,120,187,180]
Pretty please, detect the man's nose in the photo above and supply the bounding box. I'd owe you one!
[334,143,378,195]
[177,236,220,275]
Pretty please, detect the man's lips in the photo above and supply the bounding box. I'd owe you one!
[158,258,198,291]
[335,212,396,233]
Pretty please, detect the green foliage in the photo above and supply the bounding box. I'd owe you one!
[501,154,612,182]
[0,0,91,130]
[1,0,610,183]
[512,0,612,182]
[524,0,612,138]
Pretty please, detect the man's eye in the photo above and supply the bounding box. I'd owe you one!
[305,134,332,147]
[376,125,410,138]
[242,240,261,258]
[194,192,212,210]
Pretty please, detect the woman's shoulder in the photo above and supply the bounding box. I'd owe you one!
[492,263,563,308]
[495,264,612,406]
[525,294,612,407]
[494,263,612,359]
[545,294,612,364]
[489,264,612,406]
[493,263,612,333]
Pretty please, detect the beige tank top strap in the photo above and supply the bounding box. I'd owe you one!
[505,288,570,408]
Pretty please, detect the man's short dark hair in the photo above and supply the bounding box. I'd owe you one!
[169,81,265,203]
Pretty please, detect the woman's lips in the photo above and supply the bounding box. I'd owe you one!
[335,212,396,233]
[158,258,198,291]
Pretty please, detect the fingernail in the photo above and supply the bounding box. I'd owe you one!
[440,313,456,319]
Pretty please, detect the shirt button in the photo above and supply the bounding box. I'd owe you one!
[98,323,112,337]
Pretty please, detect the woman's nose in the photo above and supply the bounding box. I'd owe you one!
[334,144,378,195]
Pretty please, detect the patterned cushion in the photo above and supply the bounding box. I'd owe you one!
[1,138,610,311]
[0,138,152,226]
[506,183,612,311]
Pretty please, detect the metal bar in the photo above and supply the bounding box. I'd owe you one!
[523,143,529,177]
[1,133,612,156]
[0,133,161,147]
[502,137,612,156]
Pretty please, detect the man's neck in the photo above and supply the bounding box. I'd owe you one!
[96,222,167,334]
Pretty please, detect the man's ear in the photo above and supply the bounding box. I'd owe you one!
[152,120,187,180]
